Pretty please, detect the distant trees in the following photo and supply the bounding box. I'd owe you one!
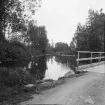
[46,43,54,54]
[72,9,105,52]
[54,42,70,54]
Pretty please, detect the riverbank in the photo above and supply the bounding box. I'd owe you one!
[0,54,52,63]
[0,70,87,105]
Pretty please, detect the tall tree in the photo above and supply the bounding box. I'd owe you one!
[73,9,105,52]
[26,21,48,55]
[0,0,41,41]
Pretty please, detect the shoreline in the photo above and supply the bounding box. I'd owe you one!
[0,70,87,105]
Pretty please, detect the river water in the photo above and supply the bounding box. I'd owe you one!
[0,55,77,80]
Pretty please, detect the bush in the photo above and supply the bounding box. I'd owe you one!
[0,67,9,82]
[5,68,36,87]
[0,67,35,87]
[0,41,30,61]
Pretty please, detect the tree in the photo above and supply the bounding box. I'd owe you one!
[55,42,70,54]
[46,43,54,54]
[0,0,23,40]
[0,0,41,41]
[0,0,42,61]
[26,21,48,56]
[73,9,105,52]
[37,26,48,54]
[69,41,76,54]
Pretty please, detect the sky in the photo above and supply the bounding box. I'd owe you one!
[34,0,105,45]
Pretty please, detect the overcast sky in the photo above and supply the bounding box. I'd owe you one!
[34,0,105,44]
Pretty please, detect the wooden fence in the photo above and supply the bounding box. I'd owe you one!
[76,51,105,66]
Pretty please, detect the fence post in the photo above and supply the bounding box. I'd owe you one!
[99,53,101,62]
[76,51,79,71]
[77,51,79,66]
[91,52,92,64]
[76,51,105,70]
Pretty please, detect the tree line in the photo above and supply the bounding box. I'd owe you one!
[55,9,105,55]
[71,9,105,52]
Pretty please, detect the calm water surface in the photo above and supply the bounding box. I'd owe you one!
[44,56,75,80]
[0,56,77,80]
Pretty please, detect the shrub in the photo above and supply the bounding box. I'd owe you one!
[0,41,30,61]
[5,68,36,87]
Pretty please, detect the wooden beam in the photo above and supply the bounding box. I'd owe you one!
[76,56,105,61]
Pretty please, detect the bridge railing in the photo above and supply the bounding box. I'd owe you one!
[76,51,105,66]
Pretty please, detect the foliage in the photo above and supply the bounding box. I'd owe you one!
[0,0,23,40]
[0,67,35,88]
[69,40,76,54]
[25,21,48,56]
[0,0,42,61]
[0,0,49,103]
[54,42,70,54]
[46,43,54,54]
[0,41,30,60]
[73,9,105,52]
[0,0,41,40]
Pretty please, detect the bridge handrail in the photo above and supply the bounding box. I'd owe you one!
[76,56,105,61]
[76,51,105,66]
[77,51,105,53]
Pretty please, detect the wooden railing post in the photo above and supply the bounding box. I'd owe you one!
[91,52,92,64]
[99,53,101,62]
[77,51,79,66]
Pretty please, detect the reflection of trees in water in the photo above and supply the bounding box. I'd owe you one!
[0,60,30,69]
[46,55,53,63]
[0,56,47,81]
[55,56,77,73]
[55,56,68,65]
[29,56,47,80]
[0,60,35,87]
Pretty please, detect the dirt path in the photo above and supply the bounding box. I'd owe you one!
[20,64,105,105]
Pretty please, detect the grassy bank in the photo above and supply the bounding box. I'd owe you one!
[0,70,87,105]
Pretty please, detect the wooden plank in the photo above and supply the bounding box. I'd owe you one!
[77,51,91,53]
[77,51,105,54]
[76,56,105,61]
[53,54,76,56]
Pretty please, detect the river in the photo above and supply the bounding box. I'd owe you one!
[0,55,77,81]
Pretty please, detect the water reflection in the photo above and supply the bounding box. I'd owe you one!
[0,55,77,81]
[44,56,74,80]
[28,56,47,80]
[0,60,29,69]
[55,56,77,73]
